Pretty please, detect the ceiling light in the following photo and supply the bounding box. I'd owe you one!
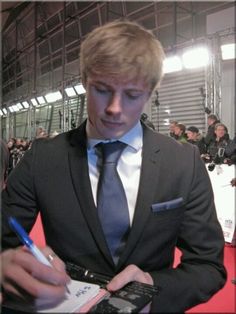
[16,103,24,110]
[0,109,4,116]
[22,101,29,109]
[163,56,182,73]
[45,91,63,103]
[31,98,38,106]
[8,106,15,113]
[37,96,46,105]
[65,87,77,97]
[182,47,209,69]
[12,105,20,112]
[3,108,7,115]
[221,43,235,60]
[74,84,86,95]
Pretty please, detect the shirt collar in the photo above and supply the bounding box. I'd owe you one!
[87,121,143,152]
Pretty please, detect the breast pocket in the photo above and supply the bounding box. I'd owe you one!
[151,197,184,213]
[150,197,185,225]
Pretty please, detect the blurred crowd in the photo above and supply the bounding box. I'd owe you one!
[1,127,59,182]
[168,114,236,169]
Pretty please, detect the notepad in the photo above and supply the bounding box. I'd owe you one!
[38,280,100,313]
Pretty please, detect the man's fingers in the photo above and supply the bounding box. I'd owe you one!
[41,246,67,273]
[2,247,70,302]
[107,264,153,292]
[9,248,70,285]
[3,263,67,299]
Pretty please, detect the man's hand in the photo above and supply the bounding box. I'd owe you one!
[107,264,153,292]
[1,246,70,307]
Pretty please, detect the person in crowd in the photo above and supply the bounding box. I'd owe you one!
[1,20,226,313]
[20,138,30,150]
[186,126,206,155]
[8,138,28,172]
[140,113,155,130]
[225,134,236,165]
[7,138,16,174]
[36,126,48,138]
[202,123,231,164]
[168,120,178,138]
[0,139,9,190]
[204,114,221,146]
[174,123,188,143]
[7,138,16,151]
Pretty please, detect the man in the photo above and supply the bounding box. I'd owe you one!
[168,120,178,138]
[173,123,188,143]
[2,20,226,312]
[186,126,206,155]
[204,114,221,146]
[202,123,231,164]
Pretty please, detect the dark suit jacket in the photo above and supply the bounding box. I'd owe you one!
[2,121,226,312]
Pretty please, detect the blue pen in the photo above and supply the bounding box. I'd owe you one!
[8,216,70,294]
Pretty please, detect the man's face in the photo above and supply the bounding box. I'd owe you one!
[169,123,176,133]
[85,75,151,139]
[186,131,198,140]
[215,126,226,138]
[207,118,214,126]
[174,126,181,136]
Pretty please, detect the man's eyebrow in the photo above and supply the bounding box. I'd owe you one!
[91,80,146,92]
[91,80,110,87]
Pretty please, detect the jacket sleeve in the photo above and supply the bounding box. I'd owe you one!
[225,139,236,157]
[204,125,215,146]
[150,146,226,313]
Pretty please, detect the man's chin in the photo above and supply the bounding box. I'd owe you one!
[100,129,126,140]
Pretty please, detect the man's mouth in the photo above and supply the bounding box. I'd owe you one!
[102,120,123,128]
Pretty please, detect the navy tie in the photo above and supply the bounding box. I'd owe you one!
[97,141,130,264]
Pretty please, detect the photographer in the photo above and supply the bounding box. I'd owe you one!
[201,123,231,167]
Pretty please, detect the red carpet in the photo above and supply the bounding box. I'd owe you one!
[30,214,236,313]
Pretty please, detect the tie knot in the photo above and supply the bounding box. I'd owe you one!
[97,141,127,164]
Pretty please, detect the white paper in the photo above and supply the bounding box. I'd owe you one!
[38,280,100,313]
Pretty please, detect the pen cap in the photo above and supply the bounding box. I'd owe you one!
[8,217,33,247]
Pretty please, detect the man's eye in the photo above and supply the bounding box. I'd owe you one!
[126,93,142,100]
[95,86,110,94]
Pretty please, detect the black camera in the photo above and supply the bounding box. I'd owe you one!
[207,147,225,172]
[208,162,216,171]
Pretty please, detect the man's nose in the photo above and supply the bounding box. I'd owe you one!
[106,94,122,115]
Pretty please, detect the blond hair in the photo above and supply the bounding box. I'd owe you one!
[80,20,165,92]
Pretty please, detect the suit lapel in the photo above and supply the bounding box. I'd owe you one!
[117,127,162,268]
[68,122,114,267]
